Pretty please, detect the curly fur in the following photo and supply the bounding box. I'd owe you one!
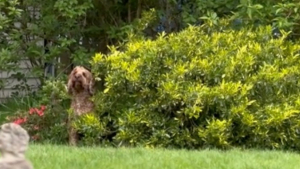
[67,66,95,146]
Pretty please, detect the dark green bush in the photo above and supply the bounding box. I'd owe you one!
[189,0,300,36]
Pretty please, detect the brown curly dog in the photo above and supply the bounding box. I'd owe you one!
[67,66,95,146]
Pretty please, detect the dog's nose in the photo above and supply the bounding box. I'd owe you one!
[75,74,80,79]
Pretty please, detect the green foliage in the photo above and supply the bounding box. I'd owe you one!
[37,78,70,106]
[0,94,39,123]
[0,0,169,96]
[2,0,300,150]
[5,104,66,143]
[34,79,70,143]
[73,113,105,146]
[180,0,300,39]
[4,79,70,144]
[89,22,300,150]
[1,0,300,97]
[0,0,23,72]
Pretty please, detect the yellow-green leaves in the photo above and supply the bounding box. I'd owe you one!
[73,113,104,144]
[92,53,104,64]
[199,119,232,148]
[90,24,300,150]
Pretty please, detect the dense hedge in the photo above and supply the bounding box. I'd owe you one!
[1,0,300,97]
[81,23,300,150]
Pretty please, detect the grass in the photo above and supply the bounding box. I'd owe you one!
[23,144,300,169]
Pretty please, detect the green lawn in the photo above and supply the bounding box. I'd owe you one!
[23,144,300,169]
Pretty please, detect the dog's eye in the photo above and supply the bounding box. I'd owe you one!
[82,72,86,77]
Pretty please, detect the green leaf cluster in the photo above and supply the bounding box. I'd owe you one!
[89,23,300,150]
[73,113,105,146]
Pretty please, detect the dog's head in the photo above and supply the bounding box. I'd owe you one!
[67,66,95,95]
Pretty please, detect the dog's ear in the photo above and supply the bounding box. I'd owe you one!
[67,70,75,94]
[67,75,73,94]
[88,77,95,95]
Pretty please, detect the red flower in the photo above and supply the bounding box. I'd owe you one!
[40,105,46,111]
[29,108,35,115]
[13,117,27,125]
[28,106,46,116]
[37,110,44,117]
